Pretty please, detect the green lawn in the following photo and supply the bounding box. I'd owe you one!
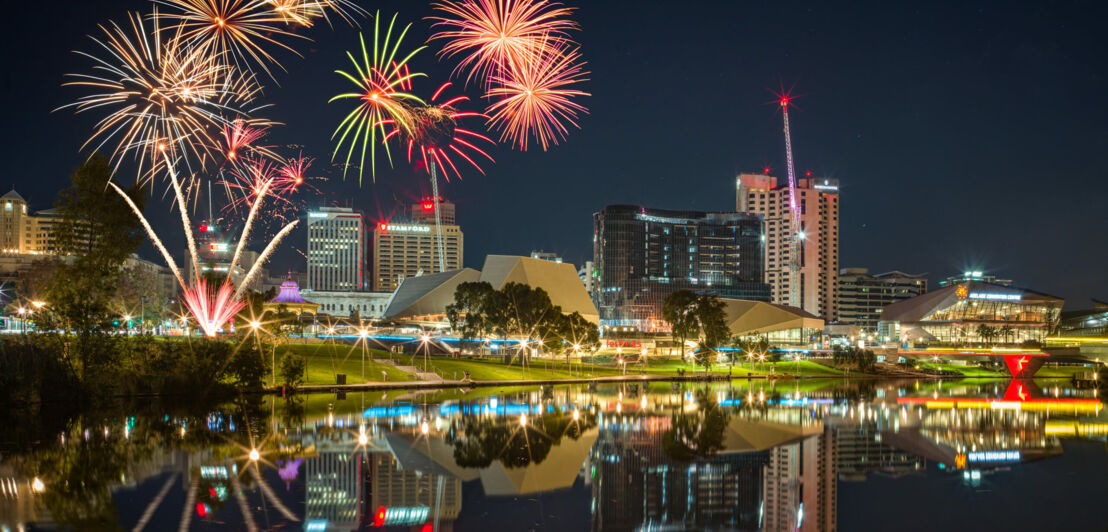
[918,363,1005,377]
[275,343,847,385]
[274,343,410,384]
[1034,365,1092,378]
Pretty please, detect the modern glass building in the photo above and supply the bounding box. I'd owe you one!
[837,268,928,333]
[593,205,769,332]
[879,281,1063,345]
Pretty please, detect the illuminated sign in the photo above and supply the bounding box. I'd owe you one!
[421,202,434,211]
[209,242,229,252]
[373,506,430,527]
[379,224,431,233]
[967,450,1020,462]
[956,285,968,299]
[308,212,328,218]
[305,521,328,532]
[969,292,1021,301]
[606,340,641,348]
[954,453,967,469]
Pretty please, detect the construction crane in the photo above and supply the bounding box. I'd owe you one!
[428,157,447,274]
[778,93,803,309]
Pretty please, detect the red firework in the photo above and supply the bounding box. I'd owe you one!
[223,157,297,212]
[181,277,247,337]
[384,80,495,181]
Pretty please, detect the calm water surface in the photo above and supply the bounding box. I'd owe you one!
[1,378,1105,531]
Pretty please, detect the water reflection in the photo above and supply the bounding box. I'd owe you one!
[0,378,1104,531]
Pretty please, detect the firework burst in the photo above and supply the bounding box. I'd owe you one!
[60,12,265,179]
[330,11,426,182]
[384,82,495,182]
[430,0,577,87]
[154,0,305,79]
[485,39,589,151]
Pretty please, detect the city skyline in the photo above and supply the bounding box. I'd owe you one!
[3,1,1106,305]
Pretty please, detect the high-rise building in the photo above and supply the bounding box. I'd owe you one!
[408,197,456,225]
[372,214,463,293]
[837,268,927,333]
[593,205,769,332]
[307,207,367,292]
[737,173,840,320]
[0,190,33,253]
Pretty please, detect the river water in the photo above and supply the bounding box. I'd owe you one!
[1,378,1105,531]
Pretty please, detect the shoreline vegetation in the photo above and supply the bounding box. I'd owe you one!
[1,336,1093,406]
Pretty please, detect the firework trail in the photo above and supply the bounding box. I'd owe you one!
[429,0,577,87]
[485,38,589,151]
[330,11,426,183]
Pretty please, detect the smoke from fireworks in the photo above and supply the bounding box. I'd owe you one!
[330,11,426,182]
[384,82,495,181]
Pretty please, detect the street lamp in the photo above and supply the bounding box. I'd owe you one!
[249,448,260,461]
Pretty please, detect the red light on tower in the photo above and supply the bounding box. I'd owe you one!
[763,167,770,174]
[421,202,434,211]
[805,171,811,177]
[373,506,387,527]
[378,223,387,232]
[199,224,208,233]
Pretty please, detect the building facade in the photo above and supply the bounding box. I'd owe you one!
[837,268,928,333]
[299,289,392,319]
[736,173,839,320]
[307,207,367,292]
[593,205,769,332]
[372,221,463,293]
[879,280,1064,345]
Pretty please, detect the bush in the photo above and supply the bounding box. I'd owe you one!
[279,353,307,388]
[227,344,267,392]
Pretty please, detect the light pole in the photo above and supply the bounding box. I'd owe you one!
[358,329,368,383]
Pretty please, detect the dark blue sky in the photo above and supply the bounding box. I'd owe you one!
[3,1,1107,305]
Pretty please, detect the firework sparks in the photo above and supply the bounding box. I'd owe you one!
[154,0,305,79]
[182,278,247,337]
[268,0,368,27]
[384,82,495,181]
[60,12,264,179]
[112,154,296,337]
[330,11,426,182]
[430,0,577,87]
[485,39,589,151]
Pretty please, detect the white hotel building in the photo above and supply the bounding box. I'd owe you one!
[306,207,366,292]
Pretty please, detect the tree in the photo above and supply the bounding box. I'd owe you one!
[999,324,1014,344]
[693,294,730,372]
[43,155,147,376]
[662,290,700,362]
[446,281,497,341]
[112,264,172,331]
[976,324,995,346]
[554,311,600,369]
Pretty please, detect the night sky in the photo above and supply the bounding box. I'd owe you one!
[3,1,1107,305]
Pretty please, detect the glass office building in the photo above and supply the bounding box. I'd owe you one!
[593,205,769,332]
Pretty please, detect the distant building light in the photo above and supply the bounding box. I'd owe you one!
[379,224,431,233]
[308,212,328,218]
[969,292,1021,301]
[968,450,1020,462]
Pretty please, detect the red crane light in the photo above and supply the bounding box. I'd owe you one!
[373,506,387,527]
[199,224,208,233]
[763,167,770,174]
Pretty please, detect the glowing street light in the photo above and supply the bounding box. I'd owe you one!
[249,321,261,330]
[32,477,44,493]
[421,421,429,435]
[249,448,260,461]
[519,413,527,427]
[31,300,45,309]
[572,409,580,421]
